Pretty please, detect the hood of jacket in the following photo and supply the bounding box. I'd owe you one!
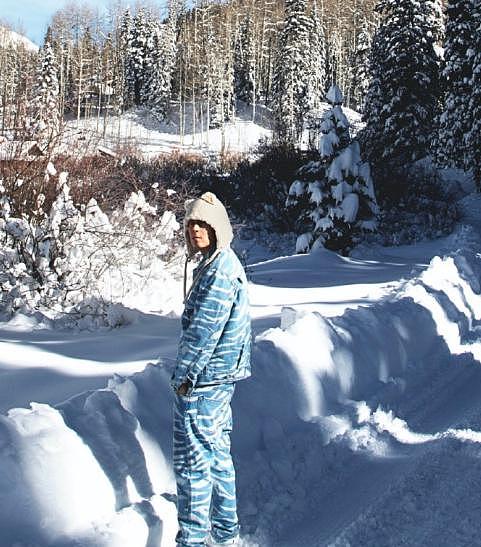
[184,192,233,257]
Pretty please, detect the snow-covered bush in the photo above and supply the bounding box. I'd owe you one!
[0,168,182,326]
[286,85,378,254]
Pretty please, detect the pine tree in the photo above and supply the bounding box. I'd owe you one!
[139,14,160,106]
[199,4,221,130]
[351,19,372,113]
[361,0,444,170]
[145,15,177,121]
[437,0,476,169]
[43,26,54,48]
[306,0,327,112]
[325,30,344,91]
[467,2,481,187]
[29,41,61,140]
[258,0,279,105]
[124,8,150,106]
[287,85,378,254]
[207,47,225,129]
[234,15,256,105]
[271,0,312,143]
[142,19,162,108]
[119,8,134,108]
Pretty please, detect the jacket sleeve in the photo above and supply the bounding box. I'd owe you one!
[174,265,236,390]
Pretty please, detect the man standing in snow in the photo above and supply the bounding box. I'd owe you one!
[172,192,251,547]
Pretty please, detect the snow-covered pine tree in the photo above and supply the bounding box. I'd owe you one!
[124,8,151,106]
[196,3,234,132]
[361,0,444,170]
[234,15,256,105]
[208,51,230,130]
[148,13,177,121]
[138,12,160,108]
[466,2,481,187]
[28,41,61,140]
[287,85,378,254]
[258,0,279,105]
[351,18,372,113]
[43,26,54,48]
[306,0,327,112]
[119,8,134,108]
[271,0,312,143]
[221,37,236,125]
[437,0,475,169]
[143,14,175,121]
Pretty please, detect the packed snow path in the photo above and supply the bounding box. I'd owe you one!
[1,195,481,546]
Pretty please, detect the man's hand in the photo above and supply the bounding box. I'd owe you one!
[176,382,190,396]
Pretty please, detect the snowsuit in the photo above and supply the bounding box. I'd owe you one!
[172,192,251,546]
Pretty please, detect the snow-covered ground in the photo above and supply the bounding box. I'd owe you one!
[65,102,362,158]
[66,103,272,157]
[2,183,481,546]
[0,25,39,53]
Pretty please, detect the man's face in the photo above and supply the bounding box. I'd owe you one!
[188,220,215,252]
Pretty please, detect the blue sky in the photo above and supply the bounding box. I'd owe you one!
[1,0,123,45]
[0,0,110,45]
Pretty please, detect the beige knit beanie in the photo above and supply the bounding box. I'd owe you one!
[184,192,233,257]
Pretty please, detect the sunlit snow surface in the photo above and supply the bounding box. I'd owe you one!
[2,189,481,545]
[64,101,362,158]
[0,26,39,53]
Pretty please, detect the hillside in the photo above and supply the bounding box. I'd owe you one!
[0,25,38,52]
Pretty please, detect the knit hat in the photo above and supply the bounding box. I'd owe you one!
[184,192,233,257]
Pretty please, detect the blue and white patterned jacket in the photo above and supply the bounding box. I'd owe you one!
[172,247,251,390]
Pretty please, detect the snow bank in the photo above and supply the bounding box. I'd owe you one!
[0,362,178,547]
[1,249,481,545]
[256,250,481,422]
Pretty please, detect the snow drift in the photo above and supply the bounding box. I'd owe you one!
[1,249,481,546]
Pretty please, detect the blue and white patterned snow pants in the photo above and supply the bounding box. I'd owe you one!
[173,383,239,546]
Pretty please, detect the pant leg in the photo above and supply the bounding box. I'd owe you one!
[173,384,239,546]
[173,390,213,546]
[202,384,239,543]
